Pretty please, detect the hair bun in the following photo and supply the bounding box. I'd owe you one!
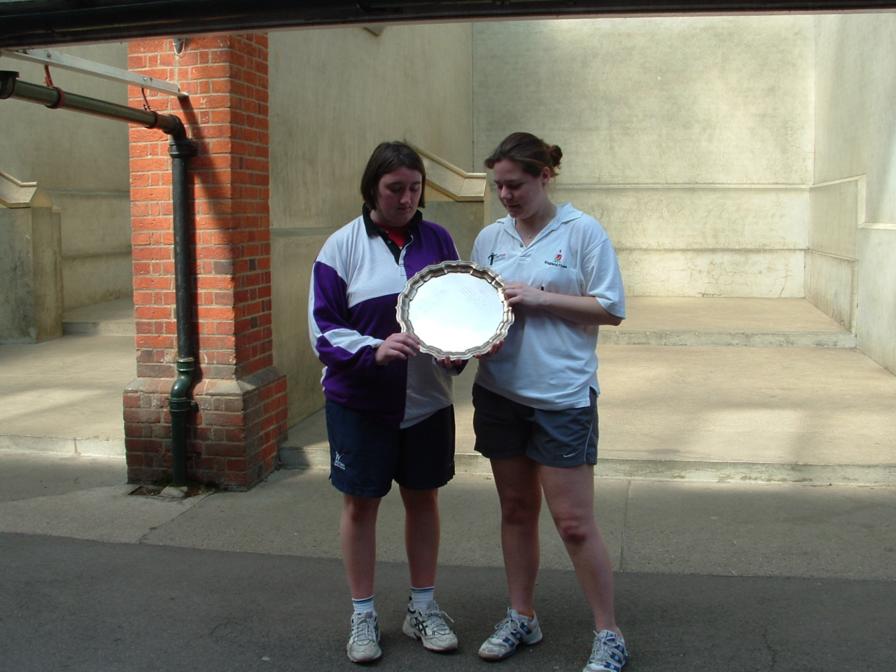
[485,132,562,177]
[549,144,563,169]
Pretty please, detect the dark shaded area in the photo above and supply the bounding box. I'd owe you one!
[2,532,894,671]
[3,0,896,49]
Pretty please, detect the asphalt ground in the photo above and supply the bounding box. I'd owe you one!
[2,297,895,670]
[1,454,895,671]
[3,533,895,672]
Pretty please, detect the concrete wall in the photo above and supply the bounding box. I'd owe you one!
[473,16,814,297]
[806,177,861,330]
[425,199,483,259]
[0,205,63,342]
[813,14,896,373]
[0,44,132,309]
[269,24,474,423]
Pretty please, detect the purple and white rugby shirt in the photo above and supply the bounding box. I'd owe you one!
[308,208,459,428]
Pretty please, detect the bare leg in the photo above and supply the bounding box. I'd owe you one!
[400,486,440,588]
[340,494,381,599]
[539,464,620,635]
[491,456,542,615]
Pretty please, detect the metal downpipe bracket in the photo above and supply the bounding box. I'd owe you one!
[169,357,198,487]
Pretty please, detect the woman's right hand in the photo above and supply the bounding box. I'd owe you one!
[375,332,421,365]
[475,340,504,359]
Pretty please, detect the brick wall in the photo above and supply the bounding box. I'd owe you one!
[124,34,287,490]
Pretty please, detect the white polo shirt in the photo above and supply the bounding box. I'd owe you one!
[470,202,625,410]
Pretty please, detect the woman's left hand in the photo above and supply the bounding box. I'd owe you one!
[503,282,546,309]
[505,283,622,326]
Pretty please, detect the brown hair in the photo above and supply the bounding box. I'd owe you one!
[484,132,562,178]
[360,141,426,210]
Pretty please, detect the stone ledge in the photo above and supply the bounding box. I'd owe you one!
[600,329,856,348]
[278,441,896,488]
[0,434,125,457]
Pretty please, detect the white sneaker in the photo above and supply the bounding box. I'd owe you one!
[346,611,381,663]
[582,629,629,672]
[402,599,459,652]
[478,608,543,661]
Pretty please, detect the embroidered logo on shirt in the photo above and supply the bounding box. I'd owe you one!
[544,249,568,269]
[487,252,507,265]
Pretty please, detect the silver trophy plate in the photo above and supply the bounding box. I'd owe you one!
[397,260,514,359]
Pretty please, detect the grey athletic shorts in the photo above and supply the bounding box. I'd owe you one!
[472,384,598,468]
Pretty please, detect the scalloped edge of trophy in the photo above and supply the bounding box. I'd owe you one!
[396,260,515,360]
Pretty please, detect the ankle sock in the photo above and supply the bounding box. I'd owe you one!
[352,595,375,616]
[510,608,535,621]
[410,586,435,611]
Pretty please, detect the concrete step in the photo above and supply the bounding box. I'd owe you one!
[0,434,125,458]
[600,328,856,348]
[62,298,135,336]
[278,410,896,488]
[609,297,855,348]
[281,340,896,488]
[62,321,134,336]
[0,333,134,458]
[279,440,896,487]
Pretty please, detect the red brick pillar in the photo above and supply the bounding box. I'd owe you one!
[124,34,287,490]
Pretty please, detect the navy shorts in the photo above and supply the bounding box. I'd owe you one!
[325,401,456,498]
[472,384,598,468]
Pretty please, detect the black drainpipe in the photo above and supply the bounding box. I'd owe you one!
[1,70,197,486]
[167,135,197,487]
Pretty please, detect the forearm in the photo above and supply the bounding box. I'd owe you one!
[536,291,623,326]
[315,337,381,373]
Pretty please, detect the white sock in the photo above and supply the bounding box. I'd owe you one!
[410,586,435,611]
[352,595,375,616]
[510,608,535,622]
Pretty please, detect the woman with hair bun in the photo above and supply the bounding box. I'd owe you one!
[471,132,629,672]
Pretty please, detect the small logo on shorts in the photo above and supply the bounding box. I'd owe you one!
[333,452,346,471]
